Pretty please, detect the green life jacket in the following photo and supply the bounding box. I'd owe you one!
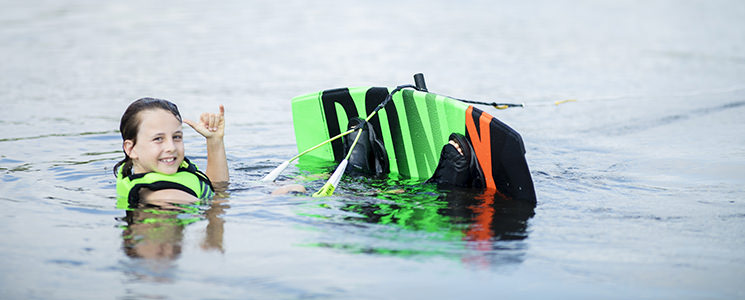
[116,158,214,208]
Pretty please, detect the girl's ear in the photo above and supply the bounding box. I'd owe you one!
[123,140,137,159]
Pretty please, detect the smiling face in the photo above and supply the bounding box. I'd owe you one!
[123,108,185,175]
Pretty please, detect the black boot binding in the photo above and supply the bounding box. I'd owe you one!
[427,133,485,188]
[343,117,389,176]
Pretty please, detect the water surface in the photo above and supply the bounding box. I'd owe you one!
[1,0,744,299]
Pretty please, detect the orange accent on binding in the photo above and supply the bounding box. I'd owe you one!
[465,106,496,190]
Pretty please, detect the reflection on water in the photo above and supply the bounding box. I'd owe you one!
[121,208,188,260]
[305,177,535,267]
[118,197,228,281]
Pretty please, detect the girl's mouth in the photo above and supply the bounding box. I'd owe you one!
[160,157,177,164]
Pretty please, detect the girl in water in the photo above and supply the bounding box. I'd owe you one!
[114,97,228,207]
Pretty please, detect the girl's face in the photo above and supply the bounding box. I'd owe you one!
[124,109,185,175]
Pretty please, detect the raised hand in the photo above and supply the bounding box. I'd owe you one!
[184,105,229,183]
[184,105,225,140]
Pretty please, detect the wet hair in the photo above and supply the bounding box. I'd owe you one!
[113,97,182,177]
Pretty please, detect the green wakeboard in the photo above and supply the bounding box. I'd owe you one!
[291,86,536,204]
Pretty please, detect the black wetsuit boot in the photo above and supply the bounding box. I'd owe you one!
[343,118,389,176]
[427,133,485,188]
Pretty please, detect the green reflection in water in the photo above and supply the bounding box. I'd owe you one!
[301,173,535,263]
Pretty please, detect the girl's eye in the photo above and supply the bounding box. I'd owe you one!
[173,135,183,141]
[153,137,163,142]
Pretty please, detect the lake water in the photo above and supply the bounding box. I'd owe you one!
[1,0,744,299]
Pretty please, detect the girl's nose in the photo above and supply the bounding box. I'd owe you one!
[164,137,177,152]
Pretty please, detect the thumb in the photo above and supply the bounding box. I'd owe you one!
[184,119,197,129]
[183,119,201,131]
